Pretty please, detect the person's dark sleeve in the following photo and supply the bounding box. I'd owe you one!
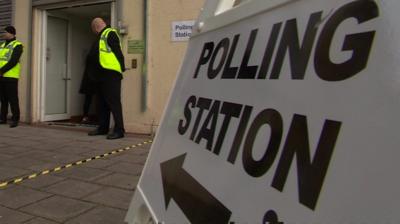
[0,45,23,75]
[107,31,125,72]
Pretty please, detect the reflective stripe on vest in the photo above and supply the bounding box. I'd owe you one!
[99,28,122,73]
[0,40,22,79]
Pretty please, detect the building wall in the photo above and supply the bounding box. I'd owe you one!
[119,0,146,133]
[148,0,206,129]
[14,0,31,122]
[13,0,206,134]
[121,0,205,134]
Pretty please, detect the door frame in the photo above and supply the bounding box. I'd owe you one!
[34,1,116,122]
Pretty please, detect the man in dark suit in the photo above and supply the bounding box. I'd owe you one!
[87,18,125,139]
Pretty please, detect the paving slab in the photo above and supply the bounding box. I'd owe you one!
[20,196,95,223]
[3,157,50,169]
[65,206,127,224]
[0,166,31,181]
[53,145,94,155]
[0,205,33,224]
[83,158,118,169]
[83,187,134,210]
[53,166,112,181]
[17,150,58,160]
[0,186,52,209]
[41,154,86,164]
[0,154,13,162]
[113,153,148,164]
[28,143,66,151]
[23,217,60,224]
[105,162,144,176]
[3,139,42,148]
[21,175,66,189]
[95,173,140,190]
[0,146,33,156]
[24,162,62,173]
[44,179,103,199]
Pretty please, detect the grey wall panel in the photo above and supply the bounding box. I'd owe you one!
[0,0,12,30]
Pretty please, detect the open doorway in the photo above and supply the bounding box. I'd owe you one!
[41,3,112,125]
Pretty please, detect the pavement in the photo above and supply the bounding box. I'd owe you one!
[0,123,152,224]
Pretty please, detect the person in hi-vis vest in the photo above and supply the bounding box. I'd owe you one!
[0,26,23,128]
[87,18,126,139]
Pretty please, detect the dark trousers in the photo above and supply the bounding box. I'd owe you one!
[83,94,93,117]
[0,80,20,122]
[97,77,124,134]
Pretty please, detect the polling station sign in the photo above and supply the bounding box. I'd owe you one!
[171,20,195,41]
[127,0,400,223]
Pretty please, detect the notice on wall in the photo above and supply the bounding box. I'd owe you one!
[171,20,195,42]
[128,40,145,54]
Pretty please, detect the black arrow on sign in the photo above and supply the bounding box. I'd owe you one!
[160,153,232,224]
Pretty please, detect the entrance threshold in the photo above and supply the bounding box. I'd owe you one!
[45,121,98,128]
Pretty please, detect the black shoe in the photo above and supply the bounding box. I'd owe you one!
[88,129,108,136]
[0,120,6,124]
[106,132,124,140]
[9,121,18,128]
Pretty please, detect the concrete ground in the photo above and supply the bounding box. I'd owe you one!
[0,123,152,224]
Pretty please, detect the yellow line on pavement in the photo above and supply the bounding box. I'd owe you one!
[0,140,152,189]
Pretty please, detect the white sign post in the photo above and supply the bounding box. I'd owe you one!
[127,0,400,223]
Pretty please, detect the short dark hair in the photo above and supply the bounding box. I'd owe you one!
[4,26,16,35]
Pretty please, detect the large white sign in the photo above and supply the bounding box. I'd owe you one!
[127,0,400,223]
[171,20,195,42]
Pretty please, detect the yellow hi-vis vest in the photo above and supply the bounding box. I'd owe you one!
[99,28,122,73]
[0,40,22,79]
